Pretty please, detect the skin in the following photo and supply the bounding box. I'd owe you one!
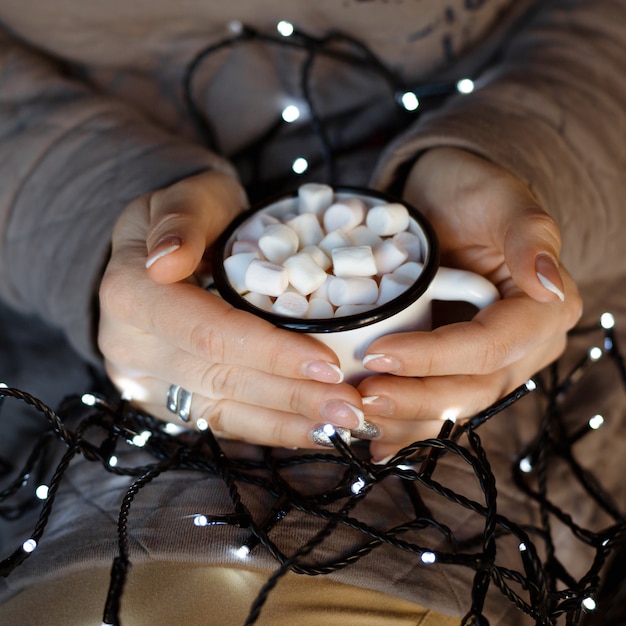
[98,150,582,457]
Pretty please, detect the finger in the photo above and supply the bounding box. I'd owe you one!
[503,209,567,303]
[105,348,364,430]
[363,285,579,378]
[359,333,561,449]
[144,171,247,283]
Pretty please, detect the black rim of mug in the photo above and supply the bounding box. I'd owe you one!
[211,186,441,333]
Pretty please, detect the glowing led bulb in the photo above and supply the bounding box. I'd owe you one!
[582,596,597,611]
[235,545,251,559]
[108,455,118,467]
[0,382,7,389]
[400,91,419,111]
[292,157,309,174]
[589,346,603,361]
[193,514,209,527]
[351,477,366,494]
[456,78,475,94]
[525,379,537,391]
[196,418,209,431]
[164,422,183,435]
[588,414,604,430]
[132,433,147,447]
[22,538,37,553]
[518,542,527,552]
[323,424,336,437]
[81,393,97,406]
[277,20,294,37]
[421,551,436,564]
[601,312,615,329]
[227,20,244,35]
[519,456,533,473]
[281,105,301,123]
[441,408,459,422]
[35,484,49,500]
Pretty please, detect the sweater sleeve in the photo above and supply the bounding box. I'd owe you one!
[0,27,237,364]
[372,0,626,288]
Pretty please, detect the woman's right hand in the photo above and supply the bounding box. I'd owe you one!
[98,170,365,448]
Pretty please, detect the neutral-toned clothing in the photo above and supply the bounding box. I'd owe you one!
[1,1,625,624]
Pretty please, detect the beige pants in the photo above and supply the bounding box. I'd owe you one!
[0,563,461,625]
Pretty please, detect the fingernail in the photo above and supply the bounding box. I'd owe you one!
[145,236,182,269]
[310,424,352,448]
[535,254,565,302]
[302,360,344,384]
[351,420,382,440]
[362,354,402,373]
[372,454,395,466]
[362,395,394,416]
[319,400,364,429]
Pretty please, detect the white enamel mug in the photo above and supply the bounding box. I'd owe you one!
[212,187,499,383]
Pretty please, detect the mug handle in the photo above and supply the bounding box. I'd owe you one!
[425,266,500,310]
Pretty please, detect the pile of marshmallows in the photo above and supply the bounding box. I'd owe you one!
[223,183,425,319]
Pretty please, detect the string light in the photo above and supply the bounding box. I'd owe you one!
[35,484,49,500]
[108,455,118,467]
[519,456,533,473]
[456,78,475,94]
[420,551,437,564]
[589,346,603,361]
[291,157,308,174]
[399,91,419,111]
[281,104,301,123]
[588,414,604,430]
[81,393,97,406]
[525,379,537,391]
[196,418,209,431]
[235,545,251,559]
[276,20,294,37]
[601,312,615,329]
[21,539,37,553]
[0,298,622,625]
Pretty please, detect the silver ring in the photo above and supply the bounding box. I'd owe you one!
[166,384,193,422]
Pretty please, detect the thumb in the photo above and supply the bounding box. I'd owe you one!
[504,210,566,303]
[144,171,246,284]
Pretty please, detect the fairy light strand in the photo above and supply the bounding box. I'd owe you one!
[0,330,624,623]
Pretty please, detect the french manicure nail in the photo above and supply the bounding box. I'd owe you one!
[302,360,344,384]
[319,400,364,429]
[310,424,352,448]
[351,420,382,440]
[362,353,402,373]
[362,395,394,416]
[535,254,565,302]
[145,237,182,269]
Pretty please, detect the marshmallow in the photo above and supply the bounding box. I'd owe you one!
[307,298,335,318]
[245,259,289,296]
[366,203,410,236]
[244,291,273,312]
[332,245,377,277]
[392,230,422,262]
[319,229,352,255]
[272,291,309,317]
[393,261,423,283]
[284,252,328,295]
[298,183,334,216]
[373,240,409,275]
[377,273,414,305]
[286,213,324,247]
[348,225,383,249]
[236,213,280,242]
[323,198,366,233]
[224,252,259,293]
[335,303,376,317]
[300,245,331,271]
[231,240,260,255]
[328,277,379,306]
[258,223,299,264]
